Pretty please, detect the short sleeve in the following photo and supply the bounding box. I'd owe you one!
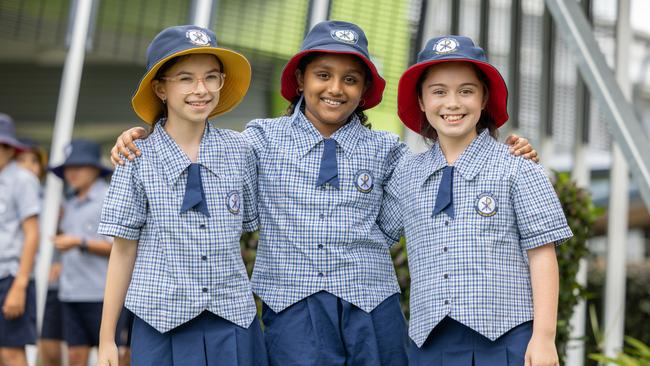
[98,157,147,241]
[16,172,40,221]
[241,141,259,232]
[242,119,268,164]
[513,160,573,250]
[377,149,409,246]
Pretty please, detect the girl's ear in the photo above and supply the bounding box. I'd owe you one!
[295,69,305,92]
[152,80,166,102]
[482,89,489,109]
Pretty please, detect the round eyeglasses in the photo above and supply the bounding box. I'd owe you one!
[161,73,226,94]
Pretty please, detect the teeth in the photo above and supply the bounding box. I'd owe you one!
[322,98,342,106]
[443,114,463,122]
[189,101,208,106]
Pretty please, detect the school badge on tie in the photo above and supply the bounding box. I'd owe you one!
[226,190,241,215]
[354,170,374,193]
[475,192,498,217]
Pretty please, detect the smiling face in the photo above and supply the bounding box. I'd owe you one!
[296,53,368,136]
[152,54,222,126]
[418,62,488,147]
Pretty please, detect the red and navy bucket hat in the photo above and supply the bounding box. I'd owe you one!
[281,20,386,110]
[397,35,509,133]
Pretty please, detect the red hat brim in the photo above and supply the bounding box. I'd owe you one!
[281,49,386,110]
[397,58,509,133]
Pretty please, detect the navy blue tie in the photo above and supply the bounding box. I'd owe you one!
[180,163,210,216]
[316,138,339,189]
[432,166,454,219]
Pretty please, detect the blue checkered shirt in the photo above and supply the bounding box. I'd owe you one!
[381,130,573,346]
[243,110,408,313]
[98,121,258,333]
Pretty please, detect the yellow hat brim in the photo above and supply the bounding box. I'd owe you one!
[131,47,252,124]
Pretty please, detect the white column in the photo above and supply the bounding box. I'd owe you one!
[308,0,330,29]
[191,0,214,28]
[603,0,632,360]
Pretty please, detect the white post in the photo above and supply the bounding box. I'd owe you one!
[603,0,632,360]
[308,0,330,29]
[565,142,590,366]
[191,0,214,28]
[35,0,95,332]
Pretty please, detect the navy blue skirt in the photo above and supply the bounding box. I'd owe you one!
[409,317,532,366]
[262,291,409,366]
[131,311,268,366]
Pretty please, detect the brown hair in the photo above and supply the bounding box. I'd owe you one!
[416,63,498,144]
[284,52,372,128]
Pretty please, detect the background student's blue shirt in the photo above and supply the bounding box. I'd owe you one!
[98,121,258,333]
[243,111,408,313]
[59,179,111,302]
[0,161,40,279]
[381,130,573,347]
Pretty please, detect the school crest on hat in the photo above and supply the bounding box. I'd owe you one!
[330,29,359,45]
[475,192,498,217]
[354,170,374,193]
[186,29,210,46]
[226,190,241,214]
[433,37,459,54]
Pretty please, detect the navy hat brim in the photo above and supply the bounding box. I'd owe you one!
[397,57,509,133]
[280,47,386,110]
[0,136,27,152]
[49,163,112,180]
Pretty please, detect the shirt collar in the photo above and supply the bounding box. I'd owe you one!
[418,129,494,186]
[151,119,223,186]
[291,109,364,159]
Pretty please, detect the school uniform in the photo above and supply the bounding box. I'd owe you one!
[381,130,573,365]
[57,179,115,346]
[99,121,266,365]
[244,104,410,365]
[0,160,40,347]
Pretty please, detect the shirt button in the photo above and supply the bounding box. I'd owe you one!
[445,221,449,226]
[199,224,206,229]
[318,272,324,277]
[318,244,324,249]
[319,213,325,220]
[202,287,208,293]
[443,274,449,279]
[444,300,449,305]
[201,255,207,261]
[443,247,448,252]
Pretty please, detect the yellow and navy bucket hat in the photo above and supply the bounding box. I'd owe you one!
[132,25,251,124]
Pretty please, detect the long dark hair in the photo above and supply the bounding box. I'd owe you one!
[150,54,224,131]
[417,63,498,144]
[284,52,372,128]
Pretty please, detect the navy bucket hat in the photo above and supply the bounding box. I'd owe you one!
[0,113,27,152]
[49,139,112,179]
[281,20,386,110]
[132,25,252,124]
[397,35,509,132]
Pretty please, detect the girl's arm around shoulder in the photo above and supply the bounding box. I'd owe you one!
[242,116,290,161]
[377,152,416,247]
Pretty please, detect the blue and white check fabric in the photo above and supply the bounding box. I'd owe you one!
[0,161,40,279]
[243,109,408,313]
[381,130,573,347]
[98,120,258,333]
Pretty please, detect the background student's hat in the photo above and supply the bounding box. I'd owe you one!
[280,20,386,110]
[131,25,252,124]
[0,113,27,152]
[397,35,509,133]
[49,139,112,179]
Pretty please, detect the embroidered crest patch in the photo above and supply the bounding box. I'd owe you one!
[433,38,459,54]
[330,29,359,45]
[354,170,374,193]
[226,190,241,214]
[186,29,210,46]
[475,192,497,217]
